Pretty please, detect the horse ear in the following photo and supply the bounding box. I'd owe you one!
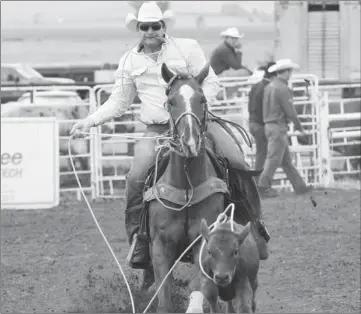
[237,222,251,245]
[200,219,210,241]
[161,63,174,83]
[195,63,210,85]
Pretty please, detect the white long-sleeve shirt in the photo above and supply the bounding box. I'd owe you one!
[88,36,220,126]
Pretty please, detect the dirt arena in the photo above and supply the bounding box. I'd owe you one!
[1,188,360,313]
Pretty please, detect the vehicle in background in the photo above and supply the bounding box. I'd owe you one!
[1,63,76,103]
[1,90,87,119]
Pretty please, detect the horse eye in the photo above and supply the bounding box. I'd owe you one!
[207,249,211,255]
[233,249,239,256]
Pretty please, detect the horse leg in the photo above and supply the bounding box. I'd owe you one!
[150,208,183,312]
[140,265,155,292]
[151,234,175,312]
[250,275,258,313]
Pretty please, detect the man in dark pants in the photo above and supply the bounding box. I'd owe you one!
[210,27,253,76]
[248,62,276,188]
[258,59,313,197]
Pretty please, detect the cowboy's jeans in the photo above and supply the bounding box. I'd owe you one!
[249,121,268,182]
[258,123,308,192]
[125,124,169,245]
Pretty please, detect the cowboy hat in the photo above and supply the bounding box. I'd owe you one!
[125,1,175,32]
[268,59,300,73]
[220,27,244,39]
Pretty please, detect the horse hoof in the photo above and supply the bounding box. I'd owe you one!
[185,307,203,313]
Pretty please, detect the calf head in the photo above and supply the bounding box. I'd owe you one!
[200,219,251,287]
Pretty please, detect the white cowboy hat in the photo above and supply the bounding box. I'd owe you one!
[220,27,244,39]
[125,1,175,32]
[268,59,300,73]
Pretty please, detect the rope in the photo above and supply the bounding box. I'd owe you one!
[73,131,172,140]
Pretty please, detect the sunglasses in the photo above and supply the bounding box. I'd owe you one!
[139,23,162,32]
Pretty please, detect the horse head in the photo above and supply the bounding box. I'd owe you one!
[161,62,210,158]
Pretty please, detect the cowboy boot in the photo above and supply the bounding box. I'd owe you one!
[237,175,271,261]
[125,206,151,269]
[254,220,270,260]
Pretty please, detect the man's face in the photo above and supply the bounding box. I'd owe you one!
[226,37,242,49]
[285,69,293,80]
[138,21,165,48]
[278,69,293,81]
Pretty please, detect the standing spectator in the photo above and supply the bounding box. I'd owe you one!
[258,59,313,198]
[210,27,253,77]
[248,62,276,183]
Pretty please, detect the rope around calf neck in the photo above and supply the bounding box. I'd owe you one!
[68,132,235,313]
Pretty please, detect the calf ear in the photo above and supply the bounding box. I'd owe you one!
[237,222,251,245]
[161,63,174,83]
[200,219,210,242]
[195,63,210,85]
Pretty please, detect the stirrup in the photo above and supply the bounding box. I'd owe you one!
[256,220,271,243]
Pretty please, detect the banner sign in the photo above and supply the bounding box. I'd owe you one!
[1,118,59,209]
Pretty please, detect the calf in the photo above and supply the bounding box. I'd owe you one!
[199,219,260,313]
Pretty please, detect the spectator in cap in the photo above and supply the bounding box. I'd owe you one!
[210,27,253,77]
[248,61,276,183]
[258,59,313,198]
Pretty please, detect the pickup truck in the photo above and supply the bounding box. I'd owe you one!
[1,63,76,103]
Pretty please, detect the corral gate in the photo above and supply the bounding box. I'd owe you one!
[0,85,97,200]
[92,74,333,198]
[2,79,359,200]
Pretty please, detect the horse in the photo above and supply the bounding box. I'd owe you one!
[143,62,230,312]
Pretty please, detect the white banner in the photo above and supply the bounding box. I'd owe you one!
[1,117,59,209]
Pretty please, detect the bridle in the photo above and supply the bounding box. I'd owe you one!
[165,74,208,141]
[163,72,252,156]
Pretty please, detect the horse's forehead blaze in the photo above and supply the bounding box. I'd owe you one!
[179,84,195,109]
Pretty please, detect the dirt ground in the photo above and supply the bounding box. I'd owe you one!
[1,188,360,313]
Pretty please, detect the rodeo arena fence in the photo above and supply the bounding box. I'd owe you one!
[1,74,360,208]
